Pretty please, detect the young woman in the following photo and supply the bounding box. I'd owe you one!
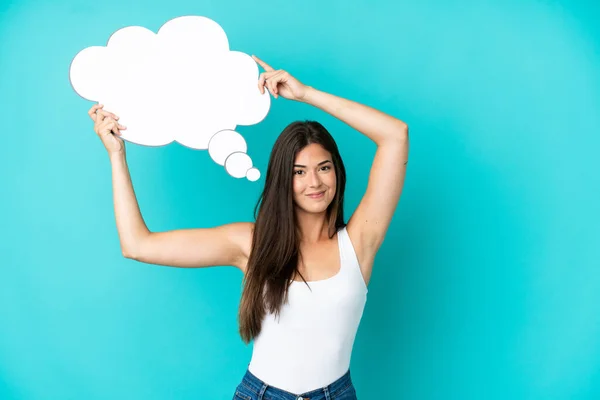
[88,55,409,400]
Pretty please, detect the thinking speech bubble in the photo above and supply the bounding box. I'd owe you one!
[69,16,270,181]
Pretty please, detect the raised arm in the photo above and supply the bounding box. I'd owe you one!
[110,152,253,269]
[300,87,408,248]
[251,56,409,286]
[302,88,408,285]
[89,104,253,271]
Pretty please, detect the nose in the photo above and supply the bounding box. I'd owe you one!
[308,170,322,187]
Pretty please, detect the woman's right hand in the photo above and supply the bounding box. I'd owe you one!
[88,104,128,156]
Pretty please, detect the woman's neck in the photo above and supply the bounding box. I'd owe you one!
[295,210,330,244]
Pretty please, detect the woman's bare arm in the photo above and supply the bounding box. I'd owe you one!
[127,222,253,270]
[110,152,252,270]
[109,151,148,256]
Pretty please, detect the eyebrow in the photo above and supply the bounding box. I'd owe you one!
[294,160,332,168]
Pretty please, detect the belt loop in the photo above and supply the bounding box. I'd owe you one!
[324,385,331,400]
[258,383,268,400]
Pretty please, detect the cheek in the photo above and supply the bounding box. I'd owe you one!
[326,174,337,190]
[293,178,303,196]
[329,178,337,198]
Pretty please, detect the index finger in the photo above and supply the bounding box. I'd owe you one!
[252,55,274,72]
[88,104,104,121]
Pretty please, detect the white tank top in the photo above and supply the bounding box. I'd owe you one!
[247,226,368,394]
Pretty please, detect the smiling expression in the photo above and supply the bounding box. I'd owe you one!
[292,143,337,214]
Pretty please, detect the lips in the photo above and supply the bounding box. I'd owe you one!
[307,191,325,198]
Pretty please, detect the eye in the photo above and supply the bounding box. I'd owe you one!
[294,170,304,175]
[320,165,331,171]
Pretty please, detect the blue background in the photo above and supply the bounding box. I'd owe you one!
[1,0,599,399]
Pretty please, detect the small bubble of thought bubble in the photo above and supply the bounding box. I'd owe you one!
[69,15,269,181]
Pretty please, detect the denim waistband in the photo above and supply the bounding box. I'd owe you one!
[240,368,353,399]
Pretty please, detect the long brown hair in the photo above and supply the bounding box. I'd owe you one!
[238,120,347,343]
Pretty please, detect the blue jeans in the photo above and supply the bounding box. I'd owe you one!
[233,369,358,400]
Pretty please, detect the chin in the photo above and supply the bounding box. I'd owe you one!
[298,201,331,214]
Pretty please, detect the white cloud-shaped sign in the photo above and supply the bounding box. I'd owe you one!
[69,16,270,181]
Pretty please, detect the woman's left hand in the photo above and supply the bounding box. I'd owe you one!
[252,55,309,101]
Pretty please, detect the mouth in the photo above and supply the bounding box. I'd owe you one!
[306,191,325,199]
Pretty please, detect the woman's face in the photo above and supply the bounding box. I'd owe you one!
[292,143,337,214]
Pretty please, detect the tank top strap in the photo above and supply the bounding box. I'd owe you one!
[337,225,368,292]
[338,226,360,270]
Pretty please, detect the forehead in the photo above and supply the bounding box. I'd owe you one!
[294,143,331,164]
